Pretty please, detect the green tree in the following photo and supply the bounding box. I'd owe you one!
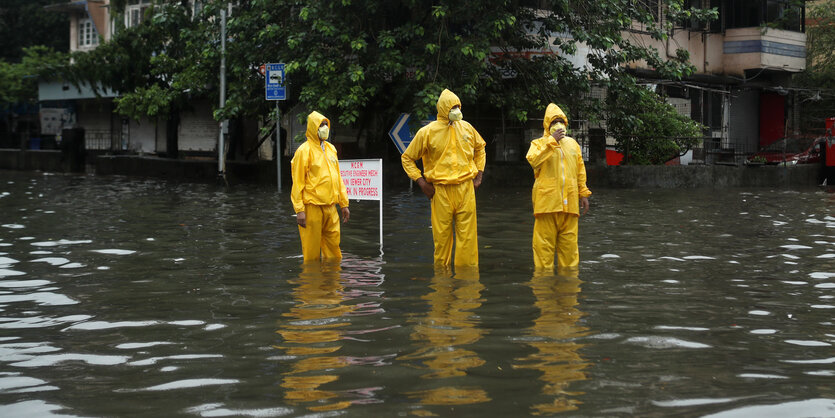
[0,46,68,109]
[795,0,835,132]
[67,1,206,120]
[607,78,703,164]
[0,0,70,63]
[64,0,712,162]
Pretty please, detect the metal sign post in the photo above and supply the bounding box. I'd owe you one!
[218,8,227,179]
[265,63,286,192]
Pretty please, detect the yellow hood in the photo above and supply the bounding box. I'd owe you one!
[436,89,462,123]
[543,103,569,137]
[305,111,330,145]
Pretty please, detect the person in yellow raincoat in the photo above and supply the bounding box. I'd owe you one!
[526,103,591,269]
[291,111,350,263]
[401,89,487,266]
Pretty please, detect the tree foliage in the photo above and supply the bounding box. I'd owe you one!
[0,1,69,108]
[795,0,835,131]
[607,78,703,164]
[0,0,69,63]
[0,46,68,108]
[63,0,711,163]
[65,1,209,120]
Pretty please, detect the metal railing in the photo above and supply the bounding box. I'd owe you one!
[84,129,115,151]
[614,136,762,166]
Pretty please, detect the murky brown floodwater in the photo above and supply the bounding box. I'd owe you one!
[0,170,834,417]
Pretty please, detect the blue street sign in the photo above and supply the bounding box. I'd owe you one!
[388,113,412,154]
[265,63,286,101]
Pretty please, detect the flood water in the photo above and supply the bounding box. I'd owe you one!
[1,170,834,417]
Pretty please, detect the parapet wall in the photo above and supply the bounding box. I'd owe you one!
[586,164,822,188]
[482,164,823,189]
[0,149,824,189]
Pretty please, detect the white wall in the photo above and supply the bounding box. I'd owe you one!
[127,118,157,153]
[179,101,218,152]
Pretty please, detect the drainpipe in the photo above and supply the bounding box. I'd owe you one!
[721,93,730,151]
[666,28,677,59]
[218,7,227,179]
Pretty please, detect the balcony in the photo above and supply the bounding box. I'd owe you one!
[722,27,806,76]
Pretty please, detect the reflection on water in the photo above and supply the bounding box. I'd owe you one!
[277,262,352,412]
[1,171,835,416]
[513,268,589,415]
[401,266,489,406]
[275,257,389,413]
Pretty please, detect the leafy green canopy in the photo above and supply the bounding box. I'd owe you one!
[66,1,208,119]
[0,46,68,109]
[607,80,702,164]
[795,0,835,131]
[0,0,69,63]
[63,0,711,163]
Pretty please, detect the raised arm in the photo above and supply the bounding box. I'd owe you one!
[526,137,557,169]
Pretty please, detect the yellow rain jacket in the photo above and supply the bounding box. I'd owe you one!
[290,111,350,214]
[402,89,486,184]
[526,103,591,216]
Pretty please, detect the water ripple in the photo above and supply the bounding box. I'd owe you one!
[0,315,92,329]
[136,378,239,391]
[624,336,711,349]
[0,280,51,288]
[10,353,130,368]
[703,398,835,418]
[185,403,293,417]
[128,354,223,366]
[0,292,77,306]
[30,240,92,247]
[0,269,26,278]
[30,257,70,266]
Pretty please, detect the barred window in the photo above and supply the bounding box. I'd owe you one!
[126,0,152,28]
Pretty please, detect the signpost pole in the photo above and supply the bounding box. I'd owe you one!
[265,62,286,193]
[276,101,281,192]
[218,8,227,179]
[378,158,383,252]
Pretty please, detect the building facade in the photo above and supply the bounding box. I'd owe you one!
[40,0,219,157]
[625,0,807,163]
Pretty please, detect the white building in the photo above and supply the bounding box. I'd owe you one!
[40,0,219,157]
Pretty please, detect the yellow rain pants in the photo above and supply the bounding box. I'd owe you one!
[533,210,579,269]
[431,181,478,266]
[298,203,342,262]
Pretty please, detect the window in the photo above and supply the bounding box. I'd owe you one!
[126,0,151,28]
[766,0,802,31]
[78,18,98,48]
[193,0,203,18]
[726,0,761,29]
[726,0,803,31]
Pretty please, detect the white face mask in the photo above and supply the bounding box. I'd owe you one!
[550,122,567,135]
[448,108,463,122]
[318,125,330,141]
